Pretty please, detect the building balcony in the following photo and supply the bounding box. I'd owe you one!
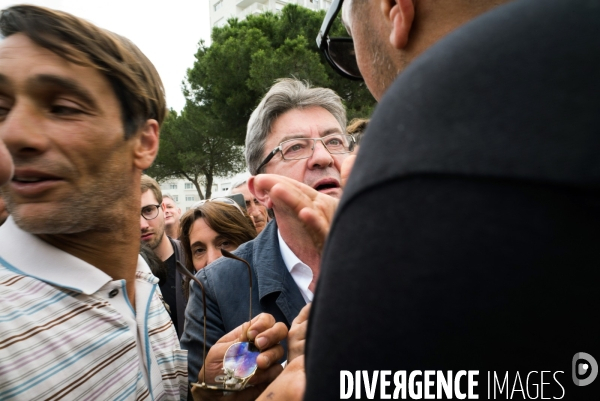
[236,0,267,11]
[239,2,266,17]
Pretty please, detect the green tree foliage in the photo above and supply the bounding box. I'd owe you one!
[149,4,374,196]
[186,4,375,145]
[146,105,245,199]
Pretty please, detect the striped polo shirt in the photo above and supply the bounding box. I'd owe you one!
[0,218,188,400]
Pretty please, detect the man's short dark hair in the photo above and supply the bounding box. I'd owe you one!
[141,175,163,204]
[0,5,167,138]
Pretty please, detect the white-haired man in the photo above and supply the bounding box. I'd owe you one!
[162,193,182,239]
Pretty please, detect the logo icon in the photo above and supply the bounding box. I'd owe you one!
[572,352,598,386]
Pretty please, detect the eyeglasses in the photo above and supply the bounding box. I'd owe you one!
[141,204,161,220]
[256,133,356,173]
[316,0,362,80]
[192,197,246,217]
[175,250,258,392]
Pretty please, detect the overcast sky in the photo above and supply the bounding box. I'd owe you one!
[0,0,212,112]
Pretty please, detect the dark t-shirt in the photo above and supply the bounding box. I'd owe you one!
[160,253,179,338]
[304,0,600,399]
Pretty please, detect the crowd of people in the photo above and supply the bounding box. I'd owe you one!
[0,0,598,400]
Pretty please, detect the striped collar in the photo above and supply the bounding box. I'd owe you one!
[0,217,146,294]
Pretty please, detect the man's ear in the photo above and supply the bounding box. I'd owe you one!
[133,119,160,170]
[383,0,414,49]
[247,176,272,209]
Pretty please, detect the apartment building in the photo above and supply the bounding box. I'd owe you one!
[210,0,332,28]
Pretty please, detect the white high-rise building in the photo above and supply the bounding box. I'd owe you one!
[159,171,250,212]
[210,0,332,28]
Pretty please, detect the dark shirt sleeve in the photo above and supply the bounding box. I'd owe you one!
[180,267,227,382]
[305,0,600,399]
[305,177,600,400]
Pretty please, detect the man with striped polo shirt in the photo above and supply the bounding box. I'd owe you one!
[0,5,189,400]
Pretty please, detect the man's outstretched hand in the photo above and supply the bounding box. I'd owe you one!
[287,303,311,364]
[192,313,287,401]
[249,155,356,253]
[250,175,338,253]
[256,356,306,401]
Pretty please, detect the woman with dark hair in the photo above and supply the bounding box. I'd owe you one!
[179,200,257,281]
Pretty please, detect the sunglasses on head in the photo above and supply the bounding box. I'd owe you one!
[175,250,258,392]
[316,0,362,80]
[192,197,246,217]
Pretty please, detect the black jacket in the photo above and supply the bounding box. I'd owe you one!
[305,0,600,399]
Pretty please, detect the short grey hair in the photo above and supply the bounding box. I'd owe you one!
[230,178,248,194]
[162,193,177,203]
[245,78,347,175]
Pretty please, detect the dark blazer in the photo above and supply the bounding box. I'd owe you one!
[181,220,306,381]
[168,237,188,337]
[305,0,600,399]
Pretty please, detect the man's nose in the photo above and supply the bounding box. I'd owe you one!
[307,139,333,169]
[0,102,50,158]
[140,215,149,230]
[206,246,223,266]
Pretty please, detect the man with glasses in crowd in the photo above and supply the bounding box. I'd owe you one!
[181,78,355,382]
[140,174,187,338]
[254,0,600,398]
